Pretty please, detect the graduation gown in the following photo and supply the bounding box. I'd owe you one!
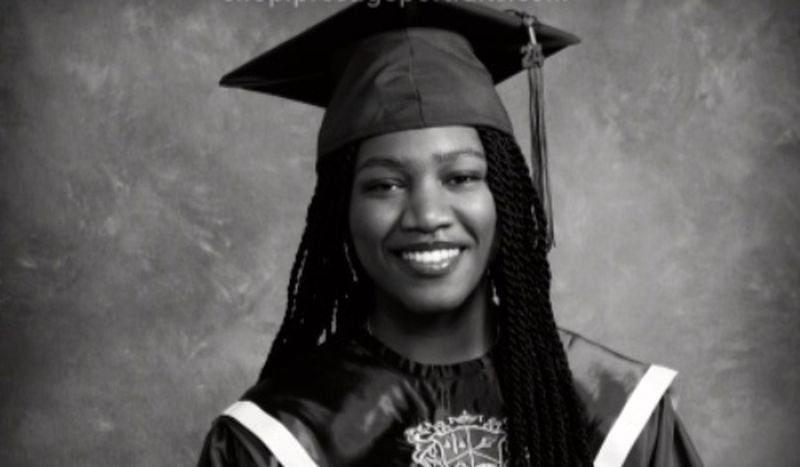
[198,329,702,467]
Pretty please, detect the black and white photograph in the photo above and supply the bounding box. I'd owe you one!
[1,0,798,466]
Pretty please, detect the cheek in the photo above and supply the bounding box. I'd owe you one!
[349,199,394,258]
[469,190,497,252]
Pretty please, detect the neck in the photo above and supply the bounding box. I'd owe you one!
[367,280,495,365]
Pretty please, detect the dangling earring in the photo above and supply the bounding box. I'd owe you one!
[490,275,500,306]
[343,242,359,283]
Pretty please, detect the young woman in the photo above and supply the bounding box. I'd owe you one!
[199,2,702,466]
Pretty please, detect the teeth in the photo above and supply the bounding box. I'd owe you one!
[401,248,460,265]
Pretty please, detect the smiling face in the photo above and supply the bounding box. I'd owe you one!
[349,126,496,316]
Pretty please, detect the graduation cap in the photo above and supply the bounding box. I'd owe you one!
[220,0,580,249]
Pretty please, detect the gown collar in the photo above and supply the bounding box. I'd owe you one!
[353,328,496,379]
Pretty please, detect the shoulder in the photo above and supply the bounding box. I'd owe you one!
[558,328,703,467]
[243,336,405,411]
[199,338,391,467]
[558,327,654,417]
[198,411,282,467]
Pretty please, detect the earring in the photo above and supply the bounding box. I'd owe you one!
[343,242,359,283]
[490,276,500,306]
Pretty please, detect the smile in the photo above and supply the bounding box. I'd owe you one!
[401,248,460,265]
[395,247,464,275]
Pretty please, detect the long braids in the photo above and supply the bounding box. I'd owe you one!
[259,146,366,378]
[481,126,591,466]
[259,127,590,465]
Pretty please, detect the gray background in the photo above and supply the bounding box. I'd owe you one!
[1,0,798,465]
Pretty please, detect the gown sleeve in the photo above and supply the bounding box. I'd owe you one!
[622,394,703,467]
[557,328,703,467]
[197,417,281,467]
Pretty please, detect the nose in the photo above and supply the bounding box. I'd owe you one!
[399,179,453,233]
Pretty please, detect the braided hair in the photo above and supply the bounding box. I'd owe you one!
[259,126,590,466]
[482,127,591,466]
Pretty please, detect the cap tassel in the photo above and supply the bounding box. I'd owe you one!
[520,14,555,251]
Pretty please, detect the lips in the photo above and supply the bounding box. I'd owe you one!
[391,243,465,276]
[402,247,460,265]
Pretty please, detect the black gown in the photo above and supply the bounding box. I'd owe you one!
[198,329,702,467]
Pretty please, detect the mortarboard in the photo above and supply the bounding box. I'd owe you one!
[220,0,579,249]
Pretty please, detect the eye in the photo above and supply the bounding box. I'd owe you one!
[445,171,484,187]
[363,178,405,194]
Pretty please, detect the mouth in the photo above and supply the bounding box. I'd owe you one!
[391,244,465,276]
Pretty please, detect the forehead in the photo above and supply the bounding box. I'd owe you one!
[356,126,484,167]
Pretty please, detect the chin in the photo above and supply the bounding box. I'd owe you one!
[394,287,476,315]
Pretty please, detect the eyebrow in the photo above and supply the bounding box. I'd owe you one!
[355,148,485,172]
[434,148,485,164]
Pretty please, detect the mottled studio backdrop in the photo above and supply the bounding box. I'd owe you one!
[0,0,798,465]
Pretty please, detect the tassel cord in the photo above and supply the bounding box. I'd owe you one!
[519,13,555,251]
